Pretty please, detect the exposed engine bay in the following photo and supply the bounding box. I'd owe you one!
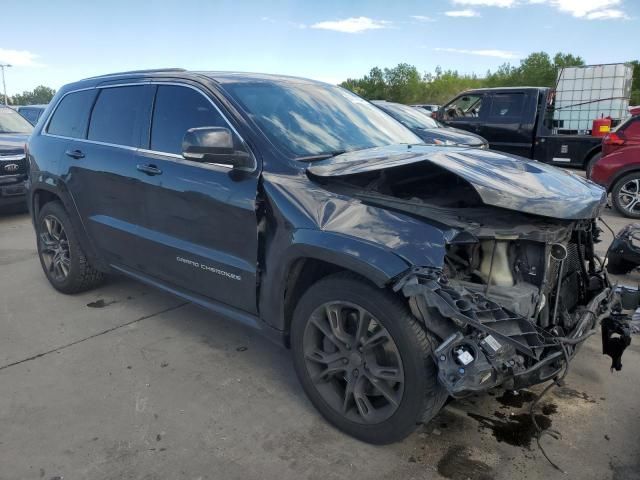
[317,160,633,396]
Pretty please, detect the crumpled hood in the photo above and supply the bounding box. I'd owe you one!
[0,133,29,154]
[307,144,607,220]
[415,126,486,147]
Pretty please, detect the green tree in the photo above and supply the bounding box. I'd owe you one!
[630,60,640,105]
[341,67,386,99]
[423,69,483,104]
[11,85,56,105]
[339,52,635,107]
[383,63,423,103]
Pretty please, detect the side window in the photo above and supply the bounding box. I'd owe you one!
[488,93,525,122]
[443,94,485,120]
[88,85,153,147]
[150,85,228,155]
[47,90,96,138]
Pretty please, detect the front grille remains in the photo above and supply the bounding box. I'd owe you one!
[0,151,27,176]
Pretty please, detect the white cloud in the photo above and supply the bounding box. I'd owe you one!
[411,15,435,21]
[444,9,481,16]
[434,47,520,59]
[311,17,391,33]
[584,8,627,18]
[528,0,629,19]
[0,48,42,67]
[452,0,516,6]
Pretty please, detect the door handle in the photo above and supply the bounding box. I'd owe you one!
[136,163,163,176]
[65,149,85,159]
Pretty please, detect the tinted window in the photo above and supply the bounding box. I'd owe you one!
[150,85,228,155]
[488,93,525,121]
[88,86,153,147]
[47,90,95,138]
[223,82,419,158]
[19,108,40,125]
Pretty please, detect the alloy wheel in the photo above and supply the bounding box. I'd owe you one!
[302,301,405,424]
[618,178,640,215]
[39,214,71,282]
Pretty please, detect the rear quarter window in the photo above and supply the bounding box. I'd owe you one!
[47,90,96,138]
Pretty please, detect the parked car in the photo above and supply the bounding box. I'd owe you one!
[412,104,441,114]
[16,104,48,126]
[0,106,32,210]
[435,87,603,169]
[27,69,622,444]
[373,100,488,148]
[589,107,640,218]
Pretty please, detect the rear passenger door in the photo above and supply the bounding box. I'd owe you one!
[65,84,155,268]
[133,83,260,314]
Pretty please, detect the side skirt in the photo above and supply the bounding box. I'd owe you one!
[111,264,287,347]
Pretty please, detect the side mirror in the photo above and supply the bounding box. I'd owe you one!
[182,127,253,170]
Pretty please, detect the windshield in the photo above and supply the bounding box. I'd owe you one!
[0,107,33,134]
[377,102,439,130]
[223,82,420,158]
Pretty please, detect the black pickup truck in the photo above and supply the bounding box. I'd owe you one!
[435,87,603,170]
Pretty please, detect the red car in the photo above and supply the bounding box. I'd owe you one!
[590,107,640,218]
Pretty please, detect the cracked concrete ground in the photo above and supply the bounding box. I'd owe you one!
[1,200,639,480]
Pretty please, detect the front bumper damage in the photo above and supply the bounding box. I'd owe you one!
[397,268,630,397]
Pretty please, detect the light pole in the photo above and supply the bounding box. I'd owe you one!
[0,64,11,105]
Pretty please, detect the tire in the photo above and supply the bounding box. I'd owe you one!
[36,201,104,294]
[585,152,601,179]
[611,172,640,219]
[291,273,447,444]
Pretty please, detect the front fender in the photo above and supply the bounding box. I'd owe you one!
[258,228,412,332]
[288,229,411,287]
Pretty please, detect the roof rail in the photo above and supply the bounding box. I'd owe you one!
[84,68,187,80]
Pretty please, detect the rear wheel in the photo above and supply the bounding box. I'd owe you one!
[36,201,104,293]
[291,273,447,444]
[612,172,640,219]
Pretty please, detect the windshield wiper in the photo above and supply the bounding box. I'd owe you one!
[296,150,347,162]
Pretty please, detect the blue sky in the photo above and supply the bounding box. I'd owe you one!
[1,0,638,95]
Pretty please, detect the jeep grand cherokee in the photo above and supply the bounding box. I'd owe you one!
[27,69,622,444]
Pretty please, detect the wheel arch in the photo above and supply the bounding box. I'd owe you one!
[607,166,640,193]
[583,145,602,168]
[259,230,414,343]
[30,184,109,272]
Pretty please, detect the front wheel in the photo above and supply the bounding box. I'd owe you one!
[291,273,447,444]
[612,173,640,219]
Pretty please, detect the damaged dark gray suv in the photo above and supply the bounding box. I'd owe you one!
[27,69,621,444]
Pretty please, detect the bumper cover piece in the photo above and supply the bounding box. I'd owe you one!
[400,271,616,396]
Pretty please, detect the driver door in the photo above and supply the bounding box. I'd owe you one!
[439,93,489,138]
[133,83,261,314]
